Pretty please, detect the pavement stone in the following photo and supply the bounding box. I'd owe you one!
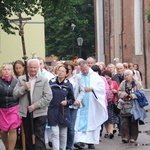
[0,90,150,150]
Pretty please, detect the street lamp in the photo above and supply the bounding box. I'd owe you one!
[71,23,76,56]
[77,35,83,58]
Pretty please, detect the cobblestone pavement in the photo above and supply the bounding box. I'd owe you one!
[0,90,150,150]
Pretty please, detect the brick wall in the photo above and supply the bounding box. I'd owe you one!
[104,0,111,63]
[103,0,150,88]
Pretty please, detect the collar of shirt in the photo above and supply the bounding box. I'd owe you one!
[28,74,38,80]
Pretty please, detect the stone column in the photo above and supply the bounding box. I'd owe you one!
[94,0,105,62]
[134,0,143,55]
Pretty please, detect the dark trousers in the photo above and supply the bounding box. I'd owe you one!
[100,124,103,137]
[14,127,22,149]
[22,113,47,150]
[117,114,121,134]
[121,116,138,140]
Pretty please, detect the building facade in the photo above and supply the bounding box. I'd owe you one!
[94,0,150,88]
[0,14,45,66]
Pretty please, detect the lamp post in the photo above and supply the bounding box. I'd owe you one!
[71,23,76,56]
[77,35,83,58]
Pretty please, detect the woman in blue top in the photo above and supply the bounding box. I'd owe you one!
[48,64,75,150]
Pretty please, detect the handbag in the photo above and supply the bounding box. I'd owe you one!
[134,90,149,108]
[120,100,133,116]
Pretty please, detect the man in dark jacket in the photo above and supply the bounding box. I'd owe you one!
[112,63,125,136]
[112,63,125,85]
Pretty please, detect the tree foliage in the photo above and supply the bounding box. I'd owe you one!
[0,0,72,34]
[1,0,39,34]
[0,0,95,59]
[146,8,150,23]
[44,0,95,59]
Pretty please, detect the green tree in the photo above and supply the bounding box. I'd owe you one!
[0,0,95,59]
[0,0,72,34]
[44,0,95,60]
[146,8,150,23]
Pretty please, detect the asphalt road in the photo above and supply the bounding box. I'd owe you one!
[0,90,150,150]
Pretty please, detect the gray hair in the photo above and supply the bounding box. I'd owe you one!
[79,60,88,66]
[124,69,133,76]
[2,63,13,70]
[1,63,14,76]
[77,58,84,64]
[107,63,115,68]
[86,57,96,63]
[27,58,40,67]
[116,63,124,68]
[114,57,119,61]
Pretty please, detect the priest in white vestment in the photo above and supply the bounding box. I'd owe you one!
[74,60,108,149]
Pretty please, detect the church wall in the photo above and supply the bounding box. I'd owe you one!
[102,0,150,88]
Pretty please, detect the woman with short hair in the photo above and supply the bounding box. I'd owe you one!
[0,63,22,150]
[118,69,144,143]
[102,70,119,139]
[48,65,75,150]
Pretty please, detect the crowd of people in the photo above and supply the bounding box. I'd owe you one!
[0,56,147,150]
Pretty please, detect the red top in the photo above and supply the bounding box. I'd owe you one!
[106,80,119,102]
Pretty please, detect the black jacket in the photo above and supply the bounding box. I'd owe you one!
[112,74,124,86]
[48,77,75,127]
[0,78,18,108]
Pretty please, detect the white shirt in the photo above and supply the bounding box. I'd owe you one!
[29,74,37,101]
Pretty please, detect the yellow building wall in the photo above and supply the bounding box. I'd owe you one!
[0,14,45,66]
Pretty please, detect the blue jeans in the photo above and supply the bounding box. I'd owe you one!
[66,109,78,150]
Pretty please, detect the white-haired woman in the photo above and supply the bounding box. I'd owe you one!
[0,63,22,150]
[118,69,144,143]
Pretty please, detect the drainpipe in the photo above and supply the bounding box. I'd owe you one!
[108,0,111,63]
[93,0,98,61]
[121,0,124,63]
[142,0,147,88]
[103,0,106,63]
